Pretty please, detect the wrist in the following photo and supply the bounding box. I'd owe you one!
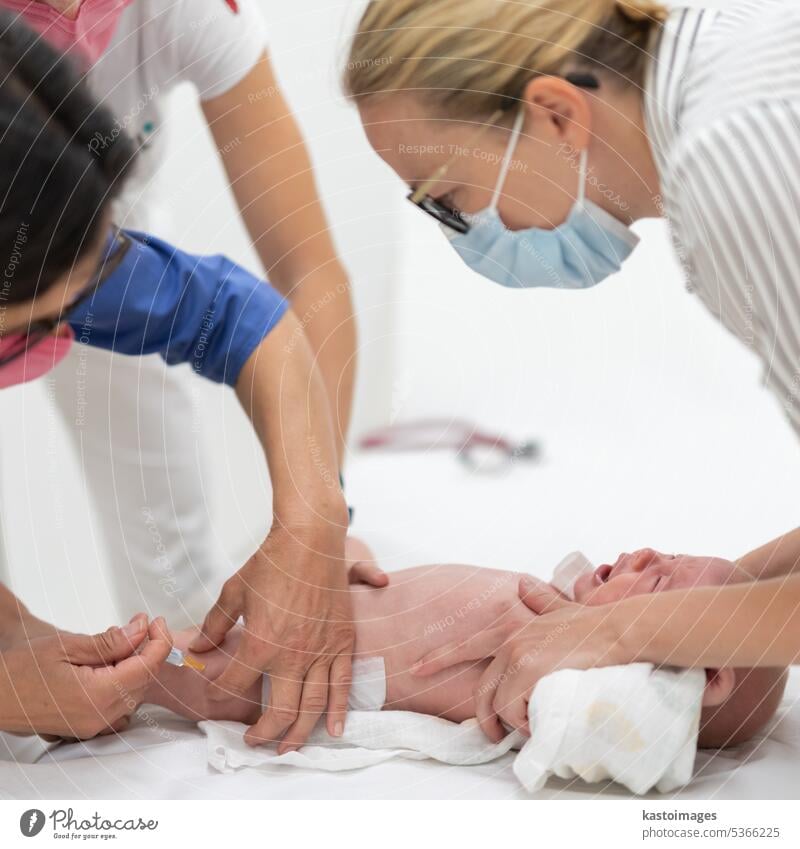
[0,607,28,650]
[0,612,58,650]
[598,605,640,665]
[272,490,349,539]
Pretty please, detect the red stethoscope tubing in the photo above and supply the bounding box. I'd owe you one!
[358,418,538,460]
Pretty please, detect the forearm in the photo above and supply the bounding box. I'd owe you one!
[206,53,357,457]
[734,527,800,580]
[611,573,800,669]
[235,310,349,538]
[279,265,356,463]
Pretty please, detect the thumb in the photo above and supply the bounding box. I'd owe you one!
[519,576,576,615]
[62,619,148,667]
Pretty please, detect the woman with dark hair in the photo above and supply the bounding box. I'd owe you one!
[0,0,360,635]
[0,14,353,748]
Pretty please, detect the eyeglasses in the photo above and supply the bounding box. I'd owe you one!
[407,73,600,234]
[407,108,507,235]
[0,229,131,368]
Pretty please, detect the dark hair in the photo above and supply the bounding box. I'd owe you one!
[0,11,136,304]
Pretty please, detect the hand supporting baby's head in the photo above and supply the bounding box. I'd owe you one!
[569,549,787,748]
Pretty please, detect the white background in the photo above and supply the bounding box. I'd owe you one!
[1,0,799,634]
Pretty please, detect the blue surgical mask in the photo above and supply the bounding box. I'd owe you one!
[442,110,639,289]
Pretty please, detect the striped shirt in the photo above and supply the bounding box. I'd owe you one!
[644,0,800,435]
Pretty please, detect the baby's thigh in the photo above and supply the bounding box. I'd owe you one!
[350,564,533,721]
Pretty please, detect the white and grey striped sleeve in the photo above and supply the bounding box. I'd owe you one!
[667,100,800,435]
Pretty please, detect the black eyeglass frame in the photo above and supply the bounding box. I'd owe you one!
[0,229,132,368]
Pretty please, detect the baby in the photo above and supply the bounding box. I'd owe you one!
[145,544,787,750]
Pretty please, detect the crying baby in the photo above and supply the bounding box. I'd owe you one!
[144,542,787,752]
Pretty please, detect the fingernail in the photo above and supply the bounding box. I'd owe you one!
[122,620,145,638]
[333,721,343,737]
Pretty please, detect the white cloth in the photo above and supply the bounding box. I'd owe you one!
[0,733,59,765]
[202,668,703,795]
[202,713,523,774]
[514,664,705,795]
[49,0,267,624]
[202,626,706,794]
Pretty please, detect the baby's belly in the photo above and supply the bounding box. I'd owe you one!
[350,564,532,720]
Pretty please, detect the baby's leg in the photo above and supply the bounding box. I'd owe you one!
[350,564,534,721]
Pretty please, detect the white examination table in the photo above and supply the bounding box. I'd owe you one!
[3,428,800,800]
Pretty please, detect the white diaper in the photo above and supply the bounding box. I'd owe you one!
[261,656,387,713]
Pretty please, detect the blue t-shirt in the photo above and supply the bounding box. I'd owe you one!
[67,231,288,385]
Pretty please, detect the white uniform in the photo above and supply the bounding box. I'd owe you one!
[51,0,266,624]
[645,0,800,438]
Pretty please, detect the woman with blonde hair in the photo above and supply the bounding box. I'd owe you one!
[344,0,800,741]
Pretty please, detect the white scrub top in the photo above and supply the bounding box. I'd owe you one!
[644,0,800,437]
[87,0,267,231]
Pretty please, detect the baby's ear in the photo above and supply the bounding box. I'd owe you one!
[701,668,736,707]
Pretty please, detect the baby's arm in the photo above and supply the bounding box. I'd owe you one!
[145,562,534,725]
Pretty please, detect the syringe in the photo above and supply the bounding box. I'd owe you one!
[165,647,206,672]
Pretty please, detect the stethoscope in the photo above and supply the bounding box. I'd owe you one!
[358,418,540,474]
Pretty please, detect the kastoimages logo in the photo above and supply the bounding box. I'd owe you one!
[19,809,45,837]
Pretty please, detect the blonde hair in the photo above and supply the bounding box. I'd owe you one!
[344,0,668,117]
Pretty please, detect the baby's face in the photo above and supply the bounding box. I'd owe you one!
[570,549,786,748]
[572,548,738,606]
